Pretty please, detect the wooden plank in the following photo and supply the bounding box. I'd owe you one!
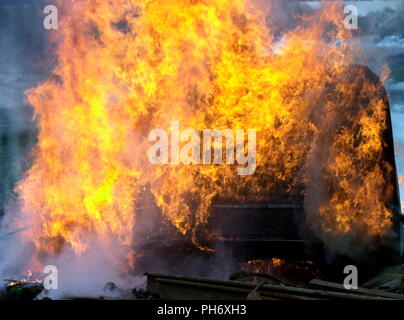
[309,279,404,300]
[381,273,404,281]
[146,273,391,300]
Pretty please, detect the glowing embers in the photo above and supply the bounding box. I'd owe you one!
[240,258,322,286]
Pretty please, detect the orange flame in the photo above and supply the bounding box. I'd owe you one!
[16,0,394,269]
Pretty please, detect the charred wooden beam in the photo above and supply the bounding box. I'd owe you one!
[309,279,404,300]
[145,272,393,300]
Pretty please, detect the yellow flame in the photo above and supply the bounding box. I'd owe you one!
[16,0,394,269]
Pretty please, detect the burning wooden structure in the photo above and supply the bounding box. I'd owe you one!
[0,1,401,293]
[134,64,402,275]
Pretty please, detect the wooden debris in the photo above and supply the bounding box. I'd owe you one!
[145,272,393,300]
[229,270,291,286]
[246,283,265,300]
[309,279,404,300]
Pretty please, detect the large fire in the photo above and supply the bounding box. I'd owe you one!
[14,0,395,271]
